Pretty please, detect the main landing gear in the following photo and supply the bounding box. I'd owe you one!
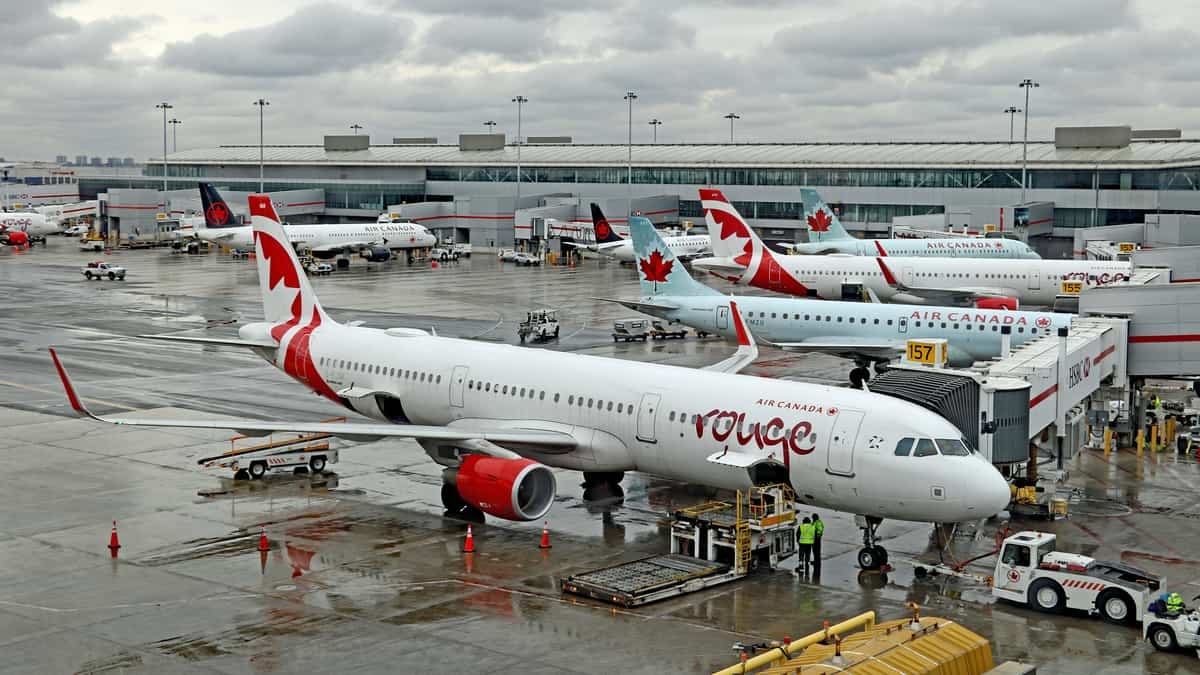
[856,515,890,570]
[441,482,483,522]
[849,361,890,390]
[581,471,625,503]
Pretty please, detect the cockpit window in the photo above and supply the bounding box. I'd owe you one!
[936,438,971,456]
[894,438,914,456]
[913,438,938,457]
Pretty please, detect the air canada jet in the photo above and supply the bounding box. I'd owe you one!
[693,189,1132,309]
[49,193,1010,570]
[563,203,709,262]
[780,189,1040,259]
[603,217,1073,385]
[193,183,436,260]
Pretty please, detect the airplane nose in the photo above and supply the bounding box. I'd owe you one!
[972,465,1012,517]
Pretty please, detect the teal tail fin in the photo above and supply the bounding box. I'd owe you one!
[800,188,852,242]
[629,217,721,297]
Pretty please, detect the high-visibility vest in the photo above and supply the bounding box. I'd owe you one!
[798,523,816,545]
[813,519,824,537]
[1167,592,1184,612]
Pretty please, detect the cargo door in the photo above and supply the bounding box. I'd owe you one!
[449,365,468,408]
[636,393,661,443]
[826,409,864,477]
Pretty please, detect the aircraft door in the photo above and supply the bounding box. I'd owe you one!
[826,409,864,476]
[450,365,468,408]
[636,392,661,443]
[1027,266,1040,290]
[717,306,729,330]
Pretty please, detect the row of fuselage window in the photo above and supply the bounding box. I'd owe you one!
[795,269,1113,281]
[319,358,444,386]
[745,310,1043,334]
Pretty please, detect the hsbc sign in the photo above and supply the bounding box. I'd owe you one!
[1067,355,1092,389]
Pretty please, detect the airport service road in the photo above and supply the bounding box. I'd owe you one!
[1,240,1199,674]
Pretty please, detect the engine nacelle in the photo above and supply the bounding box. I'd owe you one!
[310,249,338,260]
[974,296,1019,311]
[2,230,28,247]
[361,245,392,262]
[455,455,556,521]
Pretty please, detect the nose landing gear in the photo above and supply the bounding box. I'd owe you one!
[856,515,889,570]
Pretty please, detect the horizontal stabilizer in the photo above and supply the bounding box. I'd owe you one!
[139,334,277,349]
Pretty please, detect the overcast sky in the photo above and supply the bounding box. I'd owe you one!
[5,0,1195,161]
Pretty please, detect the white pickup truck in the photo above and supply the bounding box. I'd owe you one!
[82,261,126,281]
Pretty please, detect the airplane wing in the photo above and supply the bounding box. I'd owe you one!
[49,349,576,450]
[703,300,757,374]
[139,333,278,349]
[202,231,239,242]
[591,297,681,313]
[875,258,1015,305]
[770,337,903,363]
[311,240,376,254]
[691,256,748,274]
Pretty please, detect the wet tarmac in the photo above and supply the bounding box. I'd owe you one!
[2,240,1200,674]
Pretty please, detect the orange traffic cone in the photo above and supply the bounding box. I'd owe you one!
[538,521,551,549]
[258,526,270,552]
[431,260,440,269]
[108,520,121,557]
[462,524,476,553]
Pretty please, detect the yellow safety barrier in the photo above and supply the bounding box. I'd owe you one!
[1103,428,1112,457]
[1166,417,1177,449]
[712,612,876,675]
[1151,425,1159,452]
[1136,429,1145,458]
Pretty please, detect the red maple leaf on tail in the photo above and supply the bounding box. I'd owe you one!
[807,209,833,233]
[639,249,673,292]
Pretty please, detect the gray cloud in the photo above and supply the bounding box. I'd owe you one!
[0,2,146,69]
[386,0,615,19]
[588,4,696,53]
[419,15,561,63]
[161,3,414,77]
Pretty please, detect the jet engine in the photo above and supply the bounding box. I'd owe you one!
[974,296,1019,311]
[1,230,28,247]
[360,246,392,262]
[454,455,556,521]
[310,249,339,260]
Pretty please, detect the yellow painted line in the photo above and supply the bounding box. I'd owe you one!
[0,378,138,412]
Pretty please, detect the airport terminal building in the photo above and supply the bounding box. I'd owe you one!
[76,125,1200,248]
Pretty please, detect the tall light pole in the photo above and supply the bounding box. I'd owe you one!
[484,120,497,133]
[624,91,637,217]
[1018,79,1038,204]
[1003,107,1021,143]
[253,98,269,193]
[350,123,363,135]
[155,101,172,193]
[648,118,662,143]
[512,96,527,208]
[168,118,181,153]
[724,113,740,143]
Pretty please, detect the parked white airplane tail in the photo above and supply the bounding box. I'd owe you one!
[800,188,853,242]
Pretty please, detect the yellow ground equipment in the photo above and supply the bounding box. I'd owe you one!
[715,605,995,675]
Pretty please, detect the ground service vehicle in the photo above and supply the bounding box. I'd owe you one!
[613,319,649,342]
[498,248,517,261]
[513,252,542,266]
[79,235,105,251]
[306,262,333,276]
[431,247,460,262]
[650,320,688,340]
[1144,606,1200,656]
[82,261,126,280]
[992,531,1161,624]
[518,310,559,343]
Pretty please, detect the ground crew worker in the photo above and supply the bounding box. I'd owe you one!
[796,517,815,574]
[1166,591,1184,614]
[811,513,824,568]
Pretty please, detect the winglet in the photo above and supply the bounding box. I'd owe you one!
[49,348,95,419]
[730,300,751,347]
[875,257,899,287]
[704,300,758,374]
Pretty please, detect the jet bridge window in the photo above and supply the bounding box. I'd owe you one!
[894,438,914,456]
[913,438,938,457]
[936,438,971,456]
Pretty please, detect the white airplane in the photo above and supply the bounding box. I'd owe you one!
[563,203,709,263]
[1,211,58,243]
[605,216,1073,384]
[693,189,1132,309]
[49,192,1011,570]
[193,183,436,260]
[781,189,1040,259]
